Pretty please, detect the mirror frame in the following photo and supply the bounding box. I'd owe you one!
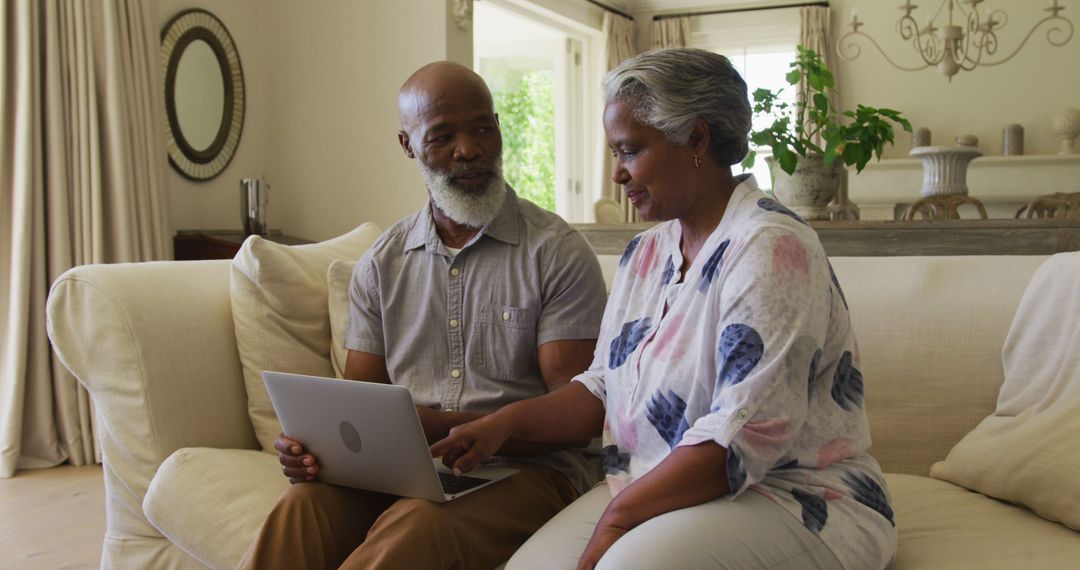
[162,9,245,181]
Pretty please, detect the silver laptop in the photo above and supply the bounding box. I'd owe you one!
[261,371,516,502]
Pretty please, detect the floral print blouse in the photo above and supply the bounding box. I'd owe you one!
[573,176,897,569]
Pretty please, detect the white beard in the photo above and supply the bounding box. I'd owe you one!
[420,158,508,229]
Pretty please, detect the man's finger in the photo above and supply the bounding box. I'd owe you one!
[451,447,487,476]
[430,436,465,459]
[275,435,303,455]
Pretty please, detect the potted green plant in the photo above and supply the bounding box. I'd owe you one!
[742,46,912,219]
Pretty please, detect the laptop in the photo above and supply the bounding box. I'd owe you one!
[261,371,517,502]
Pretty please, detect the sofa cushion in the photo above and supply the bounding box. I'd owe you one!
[327,260,357,378]
[231,224,381,451]
[144,448,288,569]
[931,252,1080,530]
[829,255,1048,476]
[886,473,1080,568]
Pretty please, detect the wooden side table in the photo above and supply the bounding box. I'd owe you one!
[174,230,310,260]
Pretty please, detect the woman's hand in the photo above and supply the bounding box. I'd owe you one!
[274,433,319,484]
[429,412,514,475]
[577,517,630,570]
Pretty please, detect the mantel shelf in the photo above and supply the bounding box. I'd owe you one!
[575,219,1080,257]
[862,153,1080,170]
[848,151,1080,220]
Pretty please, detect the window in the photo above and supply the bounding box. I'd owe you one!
[690,9,800,191]
[473,0,601,222]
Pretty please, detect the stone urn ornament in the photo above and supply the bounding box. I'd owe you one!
[1052,108,1080,154]
[910,144,982,197]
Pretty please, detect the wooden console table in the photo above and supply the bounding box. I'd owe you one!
[574,219,1080,257]
[174,230,310,260]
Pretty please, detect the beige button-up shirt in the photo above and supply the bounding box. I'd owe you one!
[345,189,608,492]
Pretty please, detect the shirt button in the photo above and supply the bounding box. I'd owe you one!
[736,408,749,420]
[451,268,461,277]
[451,369,461,378]
[502,311,510,321]
[449,319,459,328]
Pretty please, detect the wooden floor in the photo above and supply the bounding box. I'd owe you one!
[0,464,105,569]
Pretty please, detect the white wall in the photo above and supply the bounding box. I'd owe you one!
[159,0,471,242]
[829,0,1080,158]
[159,0,266,232]
[258,0,472,241]
[632,0,1080,159]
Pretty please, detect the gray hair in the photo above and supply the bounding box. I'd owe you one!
[602,48,751,166]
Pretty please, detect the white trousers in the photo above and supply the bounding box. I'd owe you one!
[506,484,844,570]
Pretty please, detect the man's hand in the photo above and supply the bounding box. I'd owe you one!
[429,413,513,475]
[274,433,319,484]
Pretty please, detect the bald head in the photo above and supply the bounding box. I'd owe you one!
[398,61,495,135]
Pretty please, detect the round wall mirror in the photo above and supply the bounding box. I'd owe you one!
[162,9,244,181]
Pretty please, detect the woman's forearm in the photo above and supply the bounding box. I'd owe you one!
[601,441,731,531]
[502,381,605,443]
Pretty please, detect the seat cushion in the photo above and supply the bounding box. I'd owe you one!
[886,473,1080,569]
[144,448,288,569]
[231,223,381,451]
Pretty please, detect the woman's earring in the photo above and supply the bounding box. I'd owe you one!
[693,154,701,168]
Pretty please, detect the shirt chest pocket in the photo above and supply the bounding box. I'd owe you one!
[470,303,538,381]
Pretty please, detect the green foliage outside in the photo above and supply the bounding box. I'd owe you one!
[492,71,556,211]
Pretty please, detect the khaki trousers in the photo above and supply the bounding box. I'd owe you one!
[238,463,579,570]
[508,485,846,570]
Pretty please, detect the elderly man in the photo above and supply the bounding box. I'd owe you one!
[238,61,607,569]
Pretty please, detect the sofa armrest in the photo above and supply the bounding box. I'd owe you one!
[48,259,259,456]
[46,260,259,556]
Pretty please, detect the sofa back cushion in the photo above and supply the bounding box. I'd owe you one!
[231,224,381,452]
[327,260,357,378]
[831,255,1048,475]
[930,252,1080,530]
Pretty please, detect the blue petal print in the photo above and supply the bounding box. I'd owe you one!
[619,236,642,267]
[830,351,864,411]
[608,318,653,369]
[792,488,829,533]
[646,389,690,449]
[698,239,731,293]
[717,323,764,387]
[828,261,849,310]
[808,348,822,398]
[757,198,808,225]
[843,472,896,527]
[727,446,747,492]
[661,255,675,286]
[601,445,631,475]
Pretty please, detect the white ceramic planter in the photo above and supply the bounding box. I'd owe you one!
[769,154,843,220]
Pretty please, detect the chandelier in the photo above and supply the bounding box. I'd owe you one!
[837,0,1074,81]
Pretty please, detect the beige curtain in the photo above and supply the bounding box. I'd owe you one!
[798,5,855,218]
[799,5,834,149]
[600,11,638,223]
[0,0,171,478]
[650,16,690,49]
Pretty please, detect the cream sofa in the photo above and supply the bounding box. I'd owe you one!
[47,233,1080,568]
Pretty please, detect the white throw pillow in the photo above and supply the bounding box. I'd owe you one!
[327,259,357,379]
[931,251,1080,530]
[230,224,381,452]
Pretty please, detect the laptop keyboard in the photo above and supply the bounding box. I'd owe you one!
[438,471,490,495]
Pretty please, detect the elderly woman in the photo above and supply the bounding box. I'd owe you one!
[432,48,897,569]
